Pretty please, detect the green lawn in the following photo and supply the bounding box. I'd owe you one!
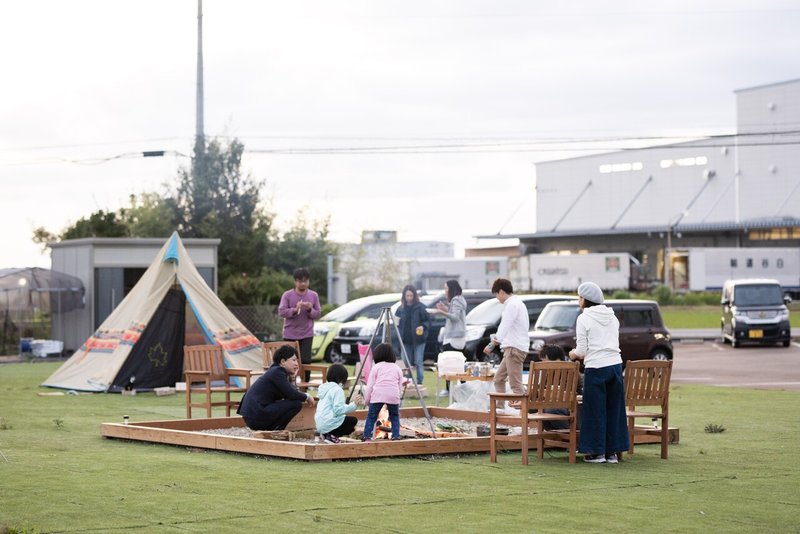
[660,304,800,329]
[1,361,798,533]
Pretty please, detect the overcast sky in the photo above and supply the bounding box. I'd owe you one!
[2,1,799,269]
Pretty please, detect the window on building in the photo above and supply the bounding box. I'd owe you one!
[749,227,800,240]
[746,258,753,268]
[762,258,769,268]
[730,258,738,268]
[777,258,784,268]
[599,162,643,173]
[660,156,708,168]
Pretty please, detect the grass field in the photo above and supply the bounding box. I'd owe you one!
[660,304,800,329]
[1,361,798,533]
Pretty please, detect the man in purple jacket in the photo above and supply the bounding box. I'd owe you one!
[278,268,321,380]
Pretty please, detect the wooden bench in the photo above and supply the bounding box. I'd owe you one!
[184,344,252,419]
[260,341,328,392]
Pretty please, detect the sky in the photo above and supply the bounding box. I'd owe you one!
[2,1,799,268]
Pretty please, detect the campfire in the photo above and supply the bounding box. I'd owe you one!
[363,407,471,440]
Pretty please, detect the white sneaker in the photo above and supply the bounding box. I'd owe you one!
[437,390,450,398]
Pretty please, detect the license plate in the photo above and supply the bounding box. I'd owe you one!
[340,344,351,354]
[749,330,763,339]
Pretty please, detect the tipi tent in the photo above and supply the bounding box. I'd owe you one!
[42,232,263,392]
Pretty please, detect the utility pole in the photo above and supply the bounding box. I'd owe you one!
[194,0,205,161]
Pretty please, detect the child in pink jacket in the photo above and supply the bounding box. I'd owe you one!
[362,343,405,441]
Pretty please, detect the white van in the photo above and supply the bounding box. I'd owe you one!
[721,278,792,348]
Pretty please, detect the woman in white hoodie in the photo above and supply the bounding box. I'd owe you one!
[568,282,629,464]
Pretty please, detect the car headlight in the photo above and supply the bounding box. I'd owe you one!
[733,312,748,324]
[465,326,485,342]
[314,326,330,336]
[530,339,544,352]
[777,310,790,322]
[358,324,377,337]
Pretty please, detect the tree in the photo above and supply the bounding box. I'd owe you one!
[61,210,129,239]
[174,138,273,281]
[120,193,174,238]
[266,210,337,303]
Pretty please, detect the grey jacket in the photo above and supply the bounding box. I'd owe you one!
[441,295,467,342]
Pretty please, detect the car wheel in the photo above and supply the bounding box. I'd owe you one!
[650,349,670,361]
[328,350,347,365]
[783,340,791,347]
[323,344,334,363]
[732,339,740,348]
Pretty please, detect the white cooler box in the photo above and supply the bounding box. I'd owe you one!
[437,351,466,376]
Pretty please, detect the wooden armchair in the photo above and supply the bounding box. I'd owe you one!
[625,359,672,459]
[260,341,328,392]
[184,344,252,419]
[489,361,580,465]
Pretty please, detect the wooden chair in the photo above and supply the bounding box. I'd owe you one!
[184,344,252,419]
[625,359,672,459]
[489,361,580,465]
[260,341,328,392]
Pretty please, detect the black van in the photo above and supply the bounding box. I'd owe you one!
[527,299,673,363]
[721,278,792,348]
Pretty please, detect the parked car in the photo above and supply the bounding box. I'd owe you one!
[311,293,400,362]
[464,294,578,362]
[527,299,673,364]
[331,289,494,364]
[720,278,792,348]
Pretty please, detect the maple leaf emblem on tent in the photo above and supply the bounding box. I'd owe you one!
[147,343,169,367]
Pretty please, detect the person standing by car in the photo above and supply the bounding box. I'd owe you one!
[278,267,321,381]
[432,279,467,397]
[568,281,629,464]
[395,284,430,386]
[435,280,467,353]
[485,278,529,413]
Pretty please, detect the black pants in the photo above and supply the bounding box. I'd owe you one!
[243,399,303,431]
[328,415,358,437]
[285,337,313,381]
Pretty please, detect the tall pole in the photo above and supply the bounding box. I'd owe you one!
[194,0,205,158]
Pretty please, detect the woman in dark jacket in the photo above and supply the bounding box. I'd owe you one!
[237,345,316,430]
[394,284,430,385]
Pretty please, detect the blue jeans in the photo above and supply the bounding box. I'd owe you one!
[402,341,426,385]
[579,364,629,455]
[363,402,400,440]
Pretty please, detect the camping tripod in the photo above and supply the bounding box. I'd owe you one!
[347,306,437,437]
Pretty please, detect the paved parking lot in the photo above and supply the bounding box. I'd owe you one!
[671,339,800,391]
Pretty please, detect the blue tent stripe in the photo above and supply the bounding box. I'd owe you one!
[180,281,214,345]
[164,233,180,264]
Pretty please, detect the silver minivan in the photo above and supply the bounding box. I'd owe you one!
[721,278,792,348]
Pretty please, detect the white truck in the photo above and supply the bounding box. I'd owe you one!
[671,247,800,294]
[509,253,631,293]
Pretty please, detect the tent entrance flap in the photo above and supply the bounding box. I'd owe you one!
[111,288,186,391]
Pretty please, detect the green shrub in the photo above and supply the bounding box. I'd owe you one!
[652,285,673,305]
[611,290,632,299]
[680,292,704,306]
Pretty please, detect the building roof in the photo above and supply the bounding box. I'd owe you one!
[479,217,800,241]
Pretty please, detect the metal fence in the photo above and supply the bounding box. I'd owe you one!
[228,305,283,341]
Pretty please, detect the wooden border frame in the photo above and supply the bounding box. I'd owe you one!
[100,406,678,462]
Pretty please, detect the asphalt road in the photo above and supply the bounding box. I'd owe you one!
[671,339,800,391]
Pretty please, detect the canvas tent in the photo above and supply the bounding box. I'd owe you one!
[42,232,263,392]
